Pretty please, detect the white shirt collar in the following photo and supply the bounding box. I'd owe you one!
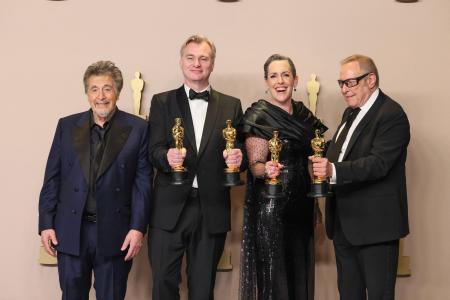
[359,88,379,113]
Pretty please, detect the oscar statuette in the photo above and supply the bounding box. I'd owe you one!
[130,71,148,120]
[222,120,244,186]
[170,118,188,185]
[307,129,332,197]
[264,131,284,197]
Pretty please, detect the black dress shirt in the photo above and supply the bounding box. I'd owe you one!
[84,111,115,216]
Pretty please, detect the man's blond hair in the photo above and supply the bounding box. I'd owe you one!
[180,34,216,61]
[341,54,379,87]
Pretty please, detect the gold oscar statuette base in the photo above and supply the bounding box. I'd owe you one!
[216,248,233,272]
[397,238,411,277]
[223,167,244,186]
[171,166,188,185]
[38,244,57,266]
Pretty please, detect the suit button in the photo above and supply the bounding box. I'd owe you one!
[74,187,79,192]
[115,208,121,213]
[120,163,125,168]
[71,209,76,214]
[115,187,121,192]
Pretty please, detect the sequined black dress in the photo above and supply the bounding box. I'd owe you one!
[240,100,327,300]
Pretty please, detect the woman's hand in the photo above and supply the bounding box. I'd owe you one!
[264,160,283,178]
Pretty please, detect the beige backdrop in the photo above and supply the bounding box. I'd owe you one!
[1,0,449,299]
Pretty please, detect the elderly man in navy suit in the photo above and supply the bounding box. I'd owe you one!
[310,55,410,300]
[39,60,152,299]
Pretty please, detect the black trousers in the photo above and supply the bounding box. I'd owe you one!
[333,216,399,300]
[149,188,226,300]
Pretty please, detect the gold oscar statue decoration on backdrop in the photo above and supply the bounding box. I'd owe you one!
[222,120,244,186]
[264,131,284,197]
[217,247,233,272]
[131,71,148,120]
[170,118,188,185]
[397,239,411,276]
[307,74,320,116]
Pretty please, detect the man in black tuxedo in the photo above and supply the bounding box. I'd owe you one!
[39,61,152,299]
[310,55,410,300]
[148,35,245,300]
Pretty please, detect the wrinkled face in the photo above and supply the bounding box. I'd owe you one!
[180,42,214,87]
[86,75,118,121]
[339,61,376,108]
[265,60,298,104]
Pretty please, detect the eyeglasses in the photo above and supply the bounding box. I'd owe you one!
[337,73,371,88]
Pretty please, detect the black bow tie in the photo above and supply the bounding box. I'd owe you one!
[189,89,209,101]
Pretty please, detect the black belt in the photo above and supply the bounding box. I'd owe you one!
[83,213,97,223]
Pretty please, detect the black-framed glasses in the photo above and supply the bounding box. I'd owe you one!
[337,73,371,88]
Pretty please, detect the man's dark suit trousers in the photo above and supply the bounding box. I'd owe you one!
[57,220,132,300]
[149,188,226,300]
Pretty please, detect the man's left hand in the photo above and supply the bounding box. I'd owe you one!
[121,229,144,261]
[223,149,243,168]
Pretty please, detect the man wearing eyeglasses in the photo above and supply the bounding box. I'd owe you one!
[310,54,410,300]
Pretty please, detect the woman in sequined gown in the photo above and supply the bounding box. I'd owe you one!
[239,54,327,300]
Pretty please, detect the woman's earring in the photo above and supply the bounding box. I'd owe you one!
[294,87,297,91]
[265,90,268,94]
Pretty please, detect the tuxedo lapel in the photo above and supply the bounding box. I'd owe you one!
[73,112,91,182]
[198,89,219,158]
[176,87,197,155]
[343,92,386,160]
[96,111,132,180]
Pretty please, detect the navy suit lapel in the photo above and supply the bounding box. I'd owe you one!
[342,91,386,160]
[176,87,197,155]
[198,89,219,158]
[73,112,91,183]
[96,110,132,180]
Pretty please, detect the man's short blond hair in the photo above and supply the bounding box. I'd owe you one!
[341,54,379,87]
[180,34,216,61]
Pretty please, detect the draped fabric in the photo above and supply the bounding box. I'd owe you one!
[241,99,326,146]
[239,99,327,300]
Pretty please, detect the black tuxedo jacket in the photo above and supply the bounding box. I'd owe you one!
[325,90,410,246]
[39,109,152,256]
[148,86,245,234]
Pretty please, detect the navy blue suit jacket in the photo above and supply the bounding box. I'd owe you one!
[39,109,152,256]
